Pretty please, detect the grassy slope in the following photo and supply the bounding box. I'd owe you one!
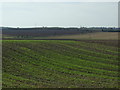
[2,40,119,88]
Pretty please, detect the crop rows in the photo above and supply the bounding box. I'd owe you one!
[2,40,119,88]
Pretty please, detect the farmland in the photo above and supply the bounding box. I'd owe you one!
[2,40,119,88]
[48,32,119,40]
[2,27,119,40]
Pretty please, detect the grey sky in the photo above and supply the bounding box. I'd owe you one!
[0,2,118,27]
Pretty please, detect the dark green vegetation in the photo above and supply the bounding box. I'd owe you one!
[2,40,119,88]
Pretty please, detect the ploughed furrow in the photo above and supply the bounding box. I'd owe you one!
[3,48,115,88]
[59,42,118,56]
[20,41,118,64]
[42,42,118,63]
[39,42,118,60]
[2,40,119,74]
[19,44,118,72]
[2,48,119,88]
[2,40,119,88]
[6,46,119,77]
[21,41,118,66]
[3,41,118,72]
[3,44,118,78]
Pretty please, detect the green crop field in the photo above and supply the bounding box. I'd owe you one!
[2,40,119,88]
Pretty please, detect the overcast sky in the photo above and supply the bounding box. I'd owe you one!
[0,2,118,27]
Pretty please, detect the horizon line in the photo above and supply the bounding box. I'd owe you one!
[1,26,119,28]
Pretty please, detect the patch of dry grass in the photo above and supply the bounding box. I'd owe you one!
[48,32,119,40]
